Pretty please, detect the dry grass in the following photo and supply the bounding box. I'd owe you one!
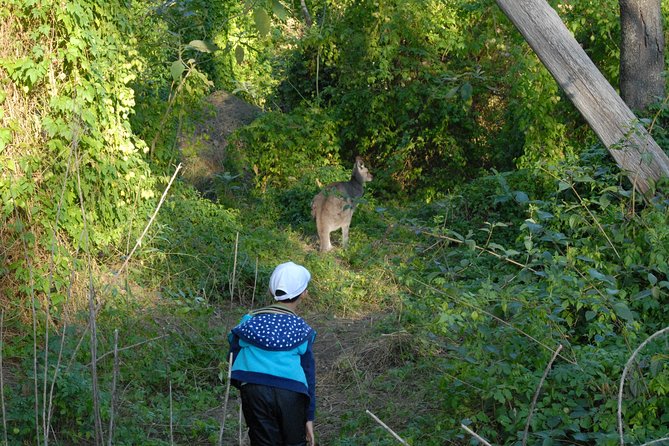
[307,312,418,443]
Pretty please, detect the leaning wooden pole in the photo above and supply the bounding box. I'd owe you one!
[495,0,669,193]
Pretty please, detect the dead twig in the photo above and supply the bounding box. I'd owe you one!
[366,410,408,445]
[94,335,168,365]
[461,423,493,446]
[116,163,183,276]
[639,437,669,446]
[1,310,7,446]
[169,380,174,446]
[230,232,239,305]
[422,231,537,273]
[218,352,234,446]
[522,344,563,446]
[618,326,669,446]
[107,329,119,446]
[75,142,104,446]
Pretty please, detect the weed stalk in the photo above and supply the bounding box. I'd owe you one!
[522,344,563,446]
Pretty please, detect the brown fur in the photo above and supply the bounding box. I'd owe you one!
[311,157,373,252]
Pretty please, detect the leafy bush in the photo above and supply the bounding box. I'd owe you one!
[229,105,341,191]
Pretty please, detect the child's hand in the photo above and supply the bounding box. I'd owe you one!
[306,421,315,445]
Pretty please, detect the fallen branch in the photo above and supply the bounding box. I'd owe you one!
[116,163,183,276]
[618,326,669,446]
[366,410,409,445]
[522,344,563,446]
[461,423,493,446]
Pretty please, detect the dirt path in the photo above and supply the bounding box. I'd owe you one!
[194,91,409,444]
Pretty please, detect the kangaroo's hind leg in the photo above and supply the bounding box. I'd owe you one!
[317,217,334,252]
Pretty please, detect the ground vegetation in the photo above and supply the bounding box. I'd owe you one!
[0,0,668,445]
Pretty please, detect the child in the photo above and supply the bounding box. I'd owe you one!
[228,261,316,446]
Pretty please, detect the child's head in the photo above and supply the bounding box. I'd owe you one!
[269,261,311,302]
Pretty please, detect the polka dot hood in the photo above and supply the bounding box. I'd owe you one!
[232,313,314,351]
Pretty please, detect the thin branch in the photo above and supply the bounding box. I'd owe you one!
[421,231,537,272]
[414,278,576,365]
[94,335,168,365]
[461,423,493,446]
[44,121,76,446]
[230,232,239,305]
[639,437,669,446]
[218,352,234,446]
[107,329,119,446]
[300,0,313,27]
[75,137,104,446]
[366,410,409,445]
[116,163,182,276]
[1,310,7,446]
[618,326,669,446]
[251,257,258,309]
[169,379,174,446]
[20,224,41,446]
[522,344,563,446]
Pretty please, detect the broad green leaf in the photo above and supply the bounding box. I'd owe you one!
[0,128,11,151]
[170,60,186,82]
[254,8,271,36]
[186,39,219,53]
[445,86,459,98]
[587,268,607,281]
[235,45,245,64]
[585,310,596,320]
[460,82,473,100]
[613,302,634,322]
[558,180,571,191]
[648,272,658,286]
[272,0,288,21]
[514,191,529,203]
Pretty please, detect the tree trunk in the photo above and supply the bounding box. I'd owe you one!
[619,0,665,111]
[495,0,669,194]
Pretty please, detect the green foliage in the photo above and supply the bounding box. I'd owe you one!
[2,295,228,445]
[1,0,157,308]
[229,106,341,190]
[398,148,669,445]
[140,184,242,301]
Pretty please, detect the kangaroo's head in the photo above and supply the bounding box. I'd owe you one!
[352,156,373,185]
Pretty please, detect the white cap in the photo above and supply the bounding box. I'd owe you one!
[269,261,311,301]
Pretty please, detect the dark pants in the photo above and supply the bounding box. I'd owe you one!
[240,384,308,446]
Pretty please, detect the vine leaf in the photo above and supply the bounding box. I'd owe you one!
[254,8,271,36]
[235,45,245,65]
[613,302,634,322]
[186,40,219,53]
[272,0,288,21]
[170,60,186,82]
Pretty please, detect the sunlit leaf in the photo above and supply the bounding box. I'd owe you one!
[254,8,271,36]
[170,60,186,82]
[460,82,473,100]
[272,0,288,21]
[186,40,219,53]
[235,45,245,64]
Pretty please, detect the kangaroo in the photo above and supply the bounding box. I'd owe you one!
[311,156,373,252]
